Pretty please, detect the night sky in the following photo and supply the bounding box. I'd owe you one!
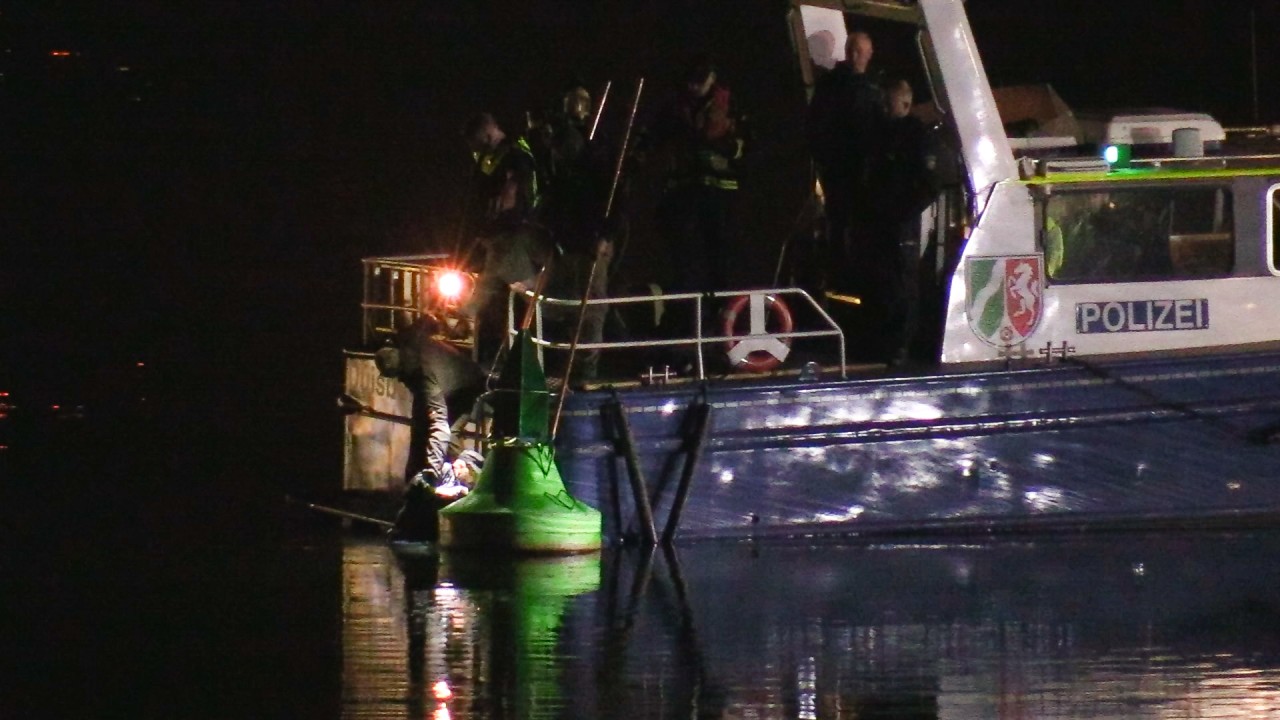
[3,0,1277,405]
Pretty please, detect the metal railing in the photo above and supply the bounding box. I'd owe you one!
[359,254,479,347]
[508,287,847,380]
[355,255,848,381]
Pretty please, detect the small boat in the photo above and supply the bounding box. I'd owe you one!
[341,0,1280,543]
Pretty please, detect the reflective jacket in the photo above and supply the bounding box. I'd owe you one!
[472,136,542,235]
[647,83,747,191]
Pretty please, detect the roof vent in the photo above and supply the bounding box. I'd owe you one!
[1172,127,1204,157]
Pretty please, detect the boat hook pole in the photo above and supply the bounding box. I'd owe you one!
[589,80,612,142]
[551,77,644,440]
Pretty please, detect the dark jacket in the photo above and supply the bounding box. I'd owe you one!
[471,136,541,236]
[805,62,885,189]
[644,83,747,191]
[870,114,939,224]
[392,321,485,417]
[541,115,611,254]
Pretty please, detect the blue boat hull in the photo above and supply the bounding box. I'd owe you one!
[554,350,1280,541]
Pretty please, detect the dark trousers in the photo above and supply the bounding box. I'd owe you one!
[544,242,612,382]
[847,219,918,363]
[656,185,735,351]
[821,181,854,292]
[404,388,455,485]
[657,184,734,294]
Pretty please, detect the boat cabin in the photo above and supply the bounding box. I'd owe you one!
[793,0,1280,365]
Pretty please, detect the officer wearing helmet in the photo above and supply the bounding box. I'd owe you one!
[459,111,549,367]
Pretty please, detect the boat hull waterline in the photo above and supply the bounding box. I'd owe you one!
[554,350,1280,541]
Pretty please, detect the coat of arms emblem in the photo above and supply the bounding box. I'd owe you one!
[966,255,1044,346]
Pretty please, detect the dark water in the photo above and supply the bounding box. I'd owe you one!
[333,533,1280,720]
[9,402,1280,720]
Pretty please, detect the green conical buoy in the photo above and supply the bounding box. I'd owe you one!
[439,331,601,553]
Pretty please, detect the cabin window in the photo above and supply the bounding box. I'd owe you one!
[1044,186,1234,283]
[1269,184,1280,272]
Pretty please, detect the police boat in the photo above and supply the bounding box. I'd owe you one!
[341,0,1280,542]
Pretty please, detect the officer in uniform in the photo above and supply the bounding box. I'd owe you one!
[648,56,746,295]
[540,84,617,383]
[639,55,747,362]
[805,30,885,295]
[868,78,938,365]
[460,112,549,367]
[375,314,486,541]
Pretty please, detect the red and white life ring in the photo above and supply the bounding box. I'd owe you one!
[722,293,794,373]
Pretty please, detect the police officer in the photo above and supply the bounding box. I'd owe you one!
[650,55,745,295]
[375,314,486,541]
[540,83,617,383]
[868,78,938,365]
[805,30,885,294]
[639,55,747,360]
[460,111,549,367]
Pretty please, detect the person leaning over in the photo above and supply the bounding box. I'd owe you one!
[374,314,486,541]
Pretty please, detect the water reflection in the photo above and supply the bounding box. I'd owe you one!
[339,532,1280,719]
[341,543,600,719]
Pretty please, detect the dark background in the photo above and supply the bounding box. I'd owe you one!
[2,0,1277,494]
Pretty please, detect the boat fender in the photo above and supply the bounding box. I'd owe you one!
[722,293,793,373]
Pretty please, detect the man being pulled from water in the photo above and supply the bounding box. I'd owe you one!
[375,313,487,542]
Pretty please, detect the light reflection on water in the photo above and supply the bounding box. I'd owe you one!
[338,533,1280,719]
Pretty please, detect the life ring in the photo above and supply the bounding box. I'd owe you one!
[722,293,794,373]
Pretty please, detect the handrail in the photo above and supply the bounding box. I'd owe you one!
[355,255,849,382]
[358,255,475,345]
[507,286,847,380]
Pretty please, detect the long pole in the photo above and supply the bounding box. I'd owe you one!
[550,78,644,440]
[285,495,395,529]
[589,80,612,142]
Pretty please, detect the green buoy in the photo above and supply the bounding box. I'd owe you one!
[439,331,601,553]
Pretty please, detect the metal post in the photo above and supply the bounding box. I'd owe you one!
[609,399,657,546]
[661,399,712,546]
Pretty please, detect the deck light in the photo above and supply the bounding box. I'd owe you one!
[434,269,467,303]
[1102,143,1131,169]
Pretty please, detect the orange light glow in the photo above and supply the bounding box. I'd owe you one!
[432,680,452,700]
[51,404,60,410]
[136,362,146,367]
[435,270,466,301]
[50,50,71,57]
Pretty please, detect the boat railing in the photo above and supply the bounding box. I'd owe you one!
[358,254,471,346]
[356,254,848,381]
[507,286,848,381]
